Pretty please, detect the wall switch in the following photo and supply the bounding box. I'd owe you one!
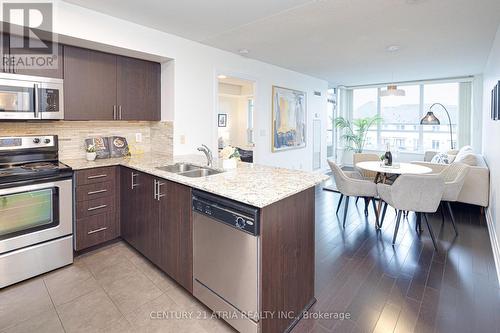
[259,129,266,137]
[135,133,142,142]
[180,135,186,144]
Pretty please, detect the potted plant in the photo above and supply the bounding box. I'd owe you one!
[220,146,241,169]
[86,145,97,161]
[334,115,383,153]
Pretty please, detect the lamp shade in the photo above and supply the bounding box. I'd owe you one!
[420,111,440,125]
[380,85,406,97]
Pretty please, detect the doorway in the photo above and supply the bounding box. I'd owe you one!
[216,75,255,163]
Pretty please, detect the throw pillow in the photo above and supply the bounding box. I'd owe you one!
[454,153,477,166]
[455,145,474,162]
[431,152,451,164]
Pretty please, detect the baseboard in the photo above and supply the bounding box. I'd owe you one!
[485,208,500,287]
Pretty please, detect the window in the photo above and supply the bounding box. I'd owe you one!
[326,89,336,157]
[347,80,468,152]
[423,83,458,151]
[352,88,378,150]
[380,85,420,152]
[247,98,254,144]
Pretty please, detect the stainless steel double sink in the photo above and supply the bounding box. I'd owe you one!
[156,163,223,178]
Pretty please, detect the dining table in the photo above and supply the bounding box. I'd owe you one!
[355,161,433,227]
[355,161,433,183]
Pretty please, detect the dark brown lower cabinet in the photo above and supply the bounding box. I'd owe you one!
[74,166,120,251]
[120,168,158,262]
[158,181,193,292]
[120,167,192,292]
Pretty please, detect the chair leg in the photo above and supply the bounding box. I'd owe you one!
[415,212,423,233]
[336,194,344,215]
[343,196,350,228]
[379,202,388,229]
[445,202,459,236]
[423,213,438,250]
[371,199,380,229]
[392,210,402,245]
[439,202,445,226]
[364,197,369,216]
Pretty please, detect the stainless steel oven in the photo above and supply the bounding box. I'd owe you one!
[0,179,73,288]
[0,73,63,120]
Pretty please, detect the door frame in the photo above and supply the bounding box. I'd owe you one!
[213,70,258,163]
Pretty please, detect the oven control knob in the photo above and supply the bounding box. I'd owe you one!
[33,138,40,144]
[44,138,51,144]
[235,217,246,229]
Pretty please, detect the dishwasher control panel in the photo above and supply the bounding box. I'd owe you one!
[192,190,259,236]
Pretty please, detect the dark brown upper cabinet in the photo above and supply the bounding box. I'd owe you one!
[117,56,161,121]
[63,45,160,121]
[8,37,64,79]
[64,46,117,120]
[1,25,63,78]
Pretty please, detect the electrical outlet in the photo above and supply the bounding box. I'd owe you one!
[135,133,142,142]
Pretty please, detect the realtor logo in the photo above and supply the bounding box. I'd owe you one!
[1,1,57,70]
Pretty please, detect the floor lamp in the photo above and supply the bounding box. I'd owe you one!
[420,102,455,150]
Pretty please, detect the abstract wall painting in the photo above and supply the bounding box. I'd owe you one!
[272,86,306,152]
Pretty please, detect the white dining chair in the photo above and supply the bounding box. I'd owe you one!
[353,153,380,181]
[328,160,379,228]
[377,174,444,250]
[438,163,469,235]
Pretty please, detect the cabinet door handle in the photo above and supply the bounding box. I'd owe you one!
[87,174,107,179]
[87,227,108,235]
[119,105,122,120]
[87,189,107,195]
[131,172,138,189]
[87,204,107,211]
[153,179,158,200]
[157,181,165,200]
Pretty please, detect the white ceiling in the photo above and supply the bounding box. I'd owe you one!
[63,0,500,86]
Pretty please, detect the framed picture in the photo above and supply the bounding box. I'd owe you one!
[272,86,306,152]
[497,82,500,120]
[492,83,499,121]
[218,113,227,127]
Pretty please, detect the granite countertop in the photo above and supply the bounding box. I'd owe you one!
[62,153,329,208]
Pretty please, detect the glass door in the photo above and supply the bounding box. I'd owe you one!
[0,79,35,119]
[0,187,59,240]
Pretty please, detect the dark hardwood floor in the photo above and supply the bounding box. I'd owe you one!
[292,178,500,333]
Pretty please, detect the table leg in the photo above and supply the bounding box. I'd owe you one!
[376,173,387,223]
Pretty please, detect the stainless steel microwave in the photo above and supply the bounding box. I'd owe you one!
[0,73,63,120]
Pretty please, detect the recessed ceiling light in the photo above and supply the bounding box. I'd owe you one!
[217,75,227,79]
[238,48,249,55]
[386,45,401,53]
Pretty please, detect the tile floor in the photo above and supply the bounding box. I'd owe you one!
[0,241,235,333]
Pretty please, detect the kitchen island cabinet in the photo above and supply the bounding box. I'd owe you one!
[120,167,192,292]
[65,155,326,333]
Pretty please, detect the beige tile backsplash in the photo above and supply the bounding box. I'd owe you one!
[0,121,173,160]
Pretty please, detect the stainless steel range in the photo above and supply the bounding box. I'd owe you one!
[0,135,73,288]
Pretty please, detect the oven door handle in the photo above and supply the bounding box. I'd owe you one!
[0,180,70,196]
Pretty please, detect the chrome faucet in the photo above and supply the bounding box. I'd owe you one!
[197,144,213,167]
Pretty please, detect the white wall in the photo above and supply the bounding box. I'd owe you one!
[482,24,500,262]
[218,95,249,149]
[53,1,328,171]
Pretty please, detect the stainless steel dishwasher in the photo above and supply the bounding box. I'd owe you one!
[192,190,260,333]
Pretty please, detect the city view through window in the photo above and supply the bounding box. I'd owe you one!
[352,82,461,153]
